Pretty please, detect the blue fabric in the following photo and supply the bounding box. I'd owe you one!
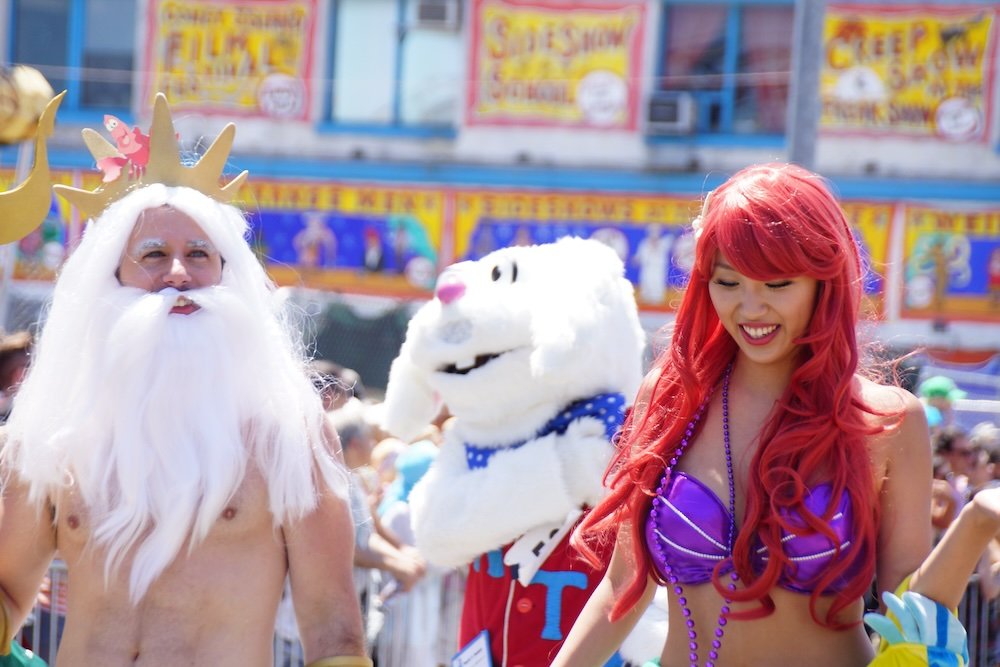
[464,393,627,470]
[376,478,402,516]
[396,439,438,502]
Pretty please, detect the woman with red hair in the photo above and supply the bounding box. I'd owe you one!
[553,163,932,667]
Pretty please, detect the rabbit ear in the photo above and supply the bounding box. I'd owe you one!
[527,238,621,379]
[381,351,440,441]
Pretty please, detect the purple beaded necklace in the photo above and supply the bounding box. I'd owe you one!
[649,365,738,667]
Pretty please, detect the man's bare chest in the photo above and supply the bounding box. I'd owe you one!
[53,468,275,558]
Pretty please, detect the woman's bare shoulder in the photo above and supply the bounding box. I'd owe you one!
[855,375,923,416]
[855,375,929,456]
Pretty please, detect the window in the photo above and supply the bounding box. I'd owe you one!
[324,0,462,137]
[656,1,793,136]
[81,0,135,108]
[10,0,136,115]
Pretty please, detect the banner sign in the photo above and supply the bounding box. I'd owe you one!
[144,0,317,119]
[454,189,698,310]
[9,171,997,326]
[843,200,895,316]
[466,0,646,130]
[821,5,997,142]
[236,180,446,299]
[902,203,1000,321]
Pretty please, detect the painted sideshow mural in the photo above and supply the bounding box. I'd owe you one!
[843,200,894,318]
[235,180,445,299]
[902,204,1000,321]
[143,0,318,120]
[467,0,647,130]
[453,189,697,310]
[821,4,997,142]
[5,168,998,327]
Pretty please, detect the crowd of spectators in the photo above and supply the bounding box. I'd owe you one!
[919,373,1000,662]
[273,360,464,667]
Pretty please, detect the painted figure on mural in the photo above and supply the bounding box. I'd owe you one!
[632,223,672,306]
[513,225,533,247]
[389,217,412,274]
[293,211,337,269]
[589,227,630,264]
[471,224,497,260]
[930,239,950,316]
[387,215,438,288]
[363,226,385,272]
[987,246,1000,309]
[905,232,972,316]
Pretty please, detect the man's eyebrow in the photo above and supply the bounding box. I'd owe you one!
[133,238,166,253]
[131,238,215,252]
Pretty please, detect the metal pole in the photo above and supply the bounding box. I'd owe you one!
[0,141,35,332]
[786,0,826,170]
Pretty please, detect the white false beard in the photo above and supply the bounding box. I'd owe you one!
[9,284,332,601]
[82,287,256,598]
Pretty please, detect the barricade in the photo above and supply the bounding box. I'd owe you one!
[15,561,67,665]
[959,575,1000,667]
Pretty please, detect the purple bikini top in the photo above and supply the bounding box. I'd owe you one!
[644,471,860,594]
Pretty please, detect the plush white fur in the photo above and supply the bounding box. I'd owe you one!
[382,236,645,568]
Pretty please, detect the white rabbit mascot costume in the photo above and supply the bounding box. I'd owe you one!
[382,236,651,666]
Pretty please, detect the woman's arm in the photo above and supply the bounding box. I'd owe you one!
[910,487,1000,609]
[874,388,934,601]
[551,528,657,667]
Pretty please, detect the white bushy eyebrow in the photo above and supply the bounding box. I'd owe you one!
[132,238,215,254]
[134,238,166,253]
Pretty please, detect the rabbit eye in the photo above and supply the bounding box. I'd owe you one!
[491,261,518,283]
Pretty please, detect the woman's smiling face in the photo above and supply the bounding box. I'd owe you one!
[708,253,819,368]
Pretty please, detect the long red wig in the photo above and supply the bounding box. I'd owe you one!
[574,163,893,629]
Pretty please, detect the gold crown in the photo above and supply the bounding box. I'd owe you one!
[53,93,248,220]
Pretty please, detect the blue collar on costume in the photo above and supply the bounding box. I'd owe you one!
[464,392,626,470]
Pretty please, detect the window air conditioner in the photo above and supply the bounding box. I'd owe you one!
[414,0,462,30]
[646,91,696,135]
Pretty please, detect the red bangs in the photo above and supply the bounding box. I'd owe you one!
[696,208,853,284]
[694,163,859,284]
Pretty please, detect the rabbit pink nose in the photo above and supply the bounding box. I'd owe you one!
[436,279,466,304]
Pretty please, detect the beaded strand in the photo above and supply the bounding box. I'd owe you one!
[648,366,737,667]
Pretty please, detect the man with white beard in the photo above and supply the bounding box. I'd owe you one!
[0,95,371,667]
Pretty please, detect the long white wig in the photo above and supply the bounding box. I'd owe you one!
[3,184,348,601]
